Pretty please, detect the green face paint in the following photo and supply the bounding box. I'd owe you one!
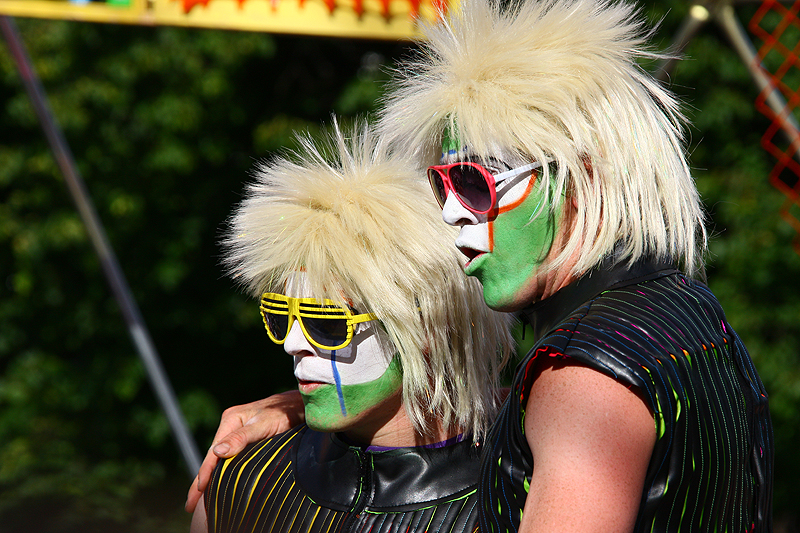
[300,355,403,433]
[441,121,465,158]
[465,180,562,310]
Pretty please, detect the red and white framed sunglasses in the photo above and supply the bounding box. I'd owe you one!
[427,161,543,214]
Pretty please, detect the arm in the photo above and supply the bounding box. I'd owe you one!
[520,359,655,533]
[185,390,305,513]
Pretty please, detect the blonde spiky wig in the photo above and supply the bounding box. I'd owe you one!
[379,0,707,276]
[222,120,513,438]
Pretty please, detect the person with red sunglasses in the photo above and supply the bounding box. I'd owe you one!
[376,0,773,532]
[188,1,773,533]
[188,121,513,533]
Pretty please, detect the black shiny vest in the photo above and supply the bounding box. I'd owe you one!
[478,260,773,533]
[205,425,482,533]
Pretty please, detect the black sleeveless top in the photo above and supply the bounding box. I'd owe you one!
[205,424,483,533]
[478,259,773,533]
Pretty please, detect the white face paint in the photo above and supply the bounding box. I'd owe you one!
[287,319,394,387]
[281,273,403,433]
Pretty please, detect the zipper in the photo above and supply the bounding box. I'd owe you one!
[341,449,373,533]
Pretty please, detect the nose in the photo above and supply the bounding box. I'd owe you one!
[283,320,315,358]
[442,191,482,227]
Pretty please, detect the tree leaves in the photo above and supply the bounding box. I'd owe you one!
[0,18,405,530]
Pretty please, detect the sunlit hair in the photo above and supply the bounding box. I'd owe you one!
[379,0,707,276]
[221,119,514,439]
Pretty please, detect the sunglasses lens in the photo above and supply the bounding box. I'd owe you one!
[264,312,289,341]
[449,165,492,212]
[428,168,448,208]
[302,310,349,349]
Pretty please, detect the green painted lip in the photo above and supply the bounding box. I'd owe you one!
[463,251,488,276]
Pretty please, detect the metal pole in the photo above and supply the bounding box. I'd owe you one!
[0,16,202,477]
[655,3,713,82]
[715,4,800,150]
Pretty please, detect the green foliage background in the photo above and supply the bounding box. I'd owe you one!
[0,1,798,530]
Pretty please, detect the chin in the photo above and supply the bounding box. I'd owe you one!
[304,414,352,434]
[480,279,543,312]
[482,293,529,312]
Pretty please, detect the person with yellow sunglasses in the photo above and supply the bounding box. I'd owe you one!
[188,121,513,533]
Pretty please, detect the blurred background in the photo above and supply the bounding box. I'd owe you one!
[0,0,798,531]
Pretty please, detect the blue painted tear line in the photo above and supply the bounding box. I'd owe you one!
[331,351,347,416]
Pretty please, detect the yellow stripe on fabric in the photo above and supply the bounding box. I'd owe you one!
[216,449,248,533]
[252,460,294,529]
[214,448,237,533]
[273,481,299,532]
[444,496,469,533]
[288,494,314,533]
[307,507,322,532]
[241,427,302,502]
[231,426,302,531]
[208,455,226,533]
[278,482,302,532]
[424,505,438,533]
[245,462,293,533]
[228,437,278,529]
[323,506,338,533]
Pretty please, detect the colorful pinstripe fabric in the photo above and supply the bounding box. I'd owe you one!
[478,261,773,533]
[204,425,483,533]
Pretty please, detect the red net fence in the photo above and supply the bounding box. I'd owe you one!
[749,0,800,252]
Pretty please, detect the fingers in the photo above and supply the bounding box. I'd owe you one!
[212,425,253,458]
[185,474,203,513]
[186,443,221,513]
[185,390,306,514]
[213,390,305,453]
[209,404,256,445]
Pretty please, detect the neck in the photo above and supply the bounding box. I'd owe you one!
[342,402,458,448]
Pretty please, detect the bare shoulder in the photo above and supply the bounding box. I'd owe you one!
[525,358,655,440]
[520,358,655,533]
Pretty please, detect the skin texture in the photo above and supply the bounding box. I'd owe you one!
[191,498,207,533]
[185,390,303,513]
[300,357,403,430]
[290,315,395,386]
[280,274,406,438]
[187,290,441,514]
[187,155,657,533]
[521,359,655,533]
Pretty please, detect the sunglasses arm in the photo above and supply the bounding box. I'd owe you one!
[350,313,378,325]
[493,161,543,184]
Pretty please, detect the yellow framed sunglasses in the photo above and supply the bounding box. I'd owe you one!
[259,293,378,351]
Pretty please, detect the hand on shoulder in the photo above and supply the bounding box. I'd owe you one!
[185,390,305,513]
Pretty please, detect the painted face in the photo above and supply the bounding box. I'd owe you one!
[441,157,562,311]
[282,277,403,435]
